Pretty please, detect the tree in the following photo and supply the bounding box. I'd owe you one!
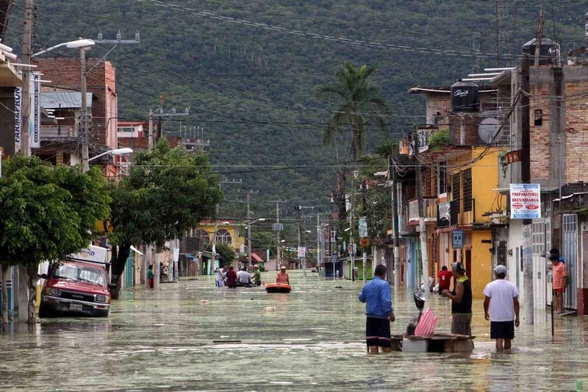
[317,62,389,162]
[0,156,110,326]
[214,242,235,267]
[108,138,222,293]
[317,63,389,224]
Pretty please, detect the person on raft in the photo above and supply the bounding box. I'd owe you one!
[276,266,290,285]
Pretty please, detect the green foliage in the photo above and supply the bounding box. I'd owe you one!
[428,130,450,151]
[317,62,388,162]
[215,242,235,267]
[0,156,110,268]
[108,138,223,276]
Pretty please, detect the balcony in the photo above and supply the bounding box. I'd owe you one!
[408,198,438,226]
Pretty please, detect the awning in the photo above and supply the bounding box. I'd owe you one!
[251,253,264,262]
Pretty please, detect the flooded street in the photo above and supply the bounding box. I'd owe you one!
[2,271,587,391]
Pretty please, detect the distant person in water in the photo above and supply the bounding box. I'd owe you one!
[252,265,262,286]
[226,265,238,289]
[276,266,290,285]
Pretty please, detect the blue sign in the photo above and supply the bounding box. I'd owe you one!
[452,230,464,249]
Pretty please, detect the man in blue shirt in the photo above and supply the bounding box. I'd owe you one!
[358,264,395,353]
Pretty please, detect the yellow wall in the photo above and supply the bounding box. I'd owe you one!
[197,223,244,254]
[446,147,502,299]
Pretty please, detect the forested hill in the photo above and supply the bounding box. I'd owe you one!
[4,0,585,221]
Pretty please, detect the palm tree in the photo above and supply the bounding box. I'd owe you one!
[317,62,388,162]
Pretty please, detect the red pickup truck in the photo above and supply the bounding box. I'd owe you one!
[39,259,112,317]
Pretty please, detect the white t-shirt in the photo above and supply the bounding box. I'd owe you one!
[237,270,250,284]
[483,279,519,322]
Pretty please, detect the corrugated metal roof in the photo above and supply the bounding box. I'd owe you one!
[40,92,93,109]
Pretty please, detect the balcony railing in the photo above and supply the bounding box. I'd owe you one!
[408,198,438,225]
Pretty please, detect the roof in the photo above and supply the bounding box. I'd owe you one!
[41,92,93,109]
[408,87,497,95]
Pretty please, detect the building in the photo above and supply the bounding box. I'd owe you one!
[396,84,507,298]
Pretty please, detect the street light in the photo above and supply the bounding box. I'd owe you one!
[31,39,95,58]
[88,147,133,162]
[247,218,265,268]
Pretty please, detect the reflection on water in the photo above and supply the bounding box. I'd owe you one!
[1,271,586,391]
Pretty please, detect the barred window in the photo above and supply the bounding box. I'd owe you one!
[463,169,472,212]
[452,173,460,202]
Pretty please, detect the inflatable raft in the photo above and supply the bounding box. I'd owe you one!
[265,283,291,293]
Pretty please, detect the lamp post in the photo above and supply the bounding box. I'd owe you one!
[247,218,265,268]
[88,147,133,162]
[29,39,95,170]
[350,169,359,280]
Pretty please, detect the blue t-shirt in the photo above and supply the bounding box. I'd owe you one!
[358,276,393,319]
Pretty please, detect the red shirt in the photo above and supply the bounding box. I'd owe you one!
[438,270,453,291]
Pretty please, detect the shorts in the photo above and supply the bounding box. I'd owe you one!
[451,314,472,336]
[553,288,565,294]
[490,321,515,340]
[365,317,392,348]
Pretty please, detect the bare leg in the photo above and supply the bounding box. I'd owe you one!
[495,338,504,352]
[555,293,563,313]
[382,347,392,353]
[368,345,379,354]
[504,339,512,350]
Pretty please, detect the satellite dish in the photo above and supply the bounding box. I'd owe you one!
[478,117,500,144]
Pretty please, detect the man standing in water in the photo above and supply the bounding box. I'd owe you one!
[358,264,395,354]
[441,262,472,336]
[549,254,568,314]
[483,264,520,352]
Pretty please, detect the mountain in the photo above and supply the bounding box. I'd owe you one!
[4,0,586,225]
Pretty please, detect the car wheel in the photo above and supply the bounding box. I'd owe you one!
[38,303,52,318]
[97,310,110,317]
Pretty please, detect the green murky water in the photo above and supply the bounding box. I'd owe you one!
[1,271,586,391]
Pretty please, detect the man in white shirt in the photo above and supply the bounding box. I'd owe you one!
[237,268,251,286]
[483,264,520,352]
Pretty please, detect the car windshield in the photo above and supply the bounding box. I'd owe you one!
[54,264,105,285]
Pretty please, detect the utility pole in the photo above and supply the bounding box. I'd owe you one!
[521,50,534,324]
[390,154,401,288]
[83,31,140,170]
[81,44,90,172]
[270,200,286,271]
[414,133,429,295]
[148,104,190,150]
[296,205,314,276]
[20,0,33,157]
[148,108,154,151]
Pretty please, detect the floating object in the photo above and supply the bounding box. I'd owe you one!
[393,333,475,353]
[200,299,208,304]
[265,283,291,293]
[264,306,276,312]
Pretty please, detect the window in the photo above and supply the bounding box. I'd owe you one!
[195,229,210,248]
[215,229,232,245]
[463,169,472,212]
[438,163,447,194]
[452,174,460,202]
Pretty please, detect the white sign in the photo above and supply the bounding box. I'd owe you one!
[31,73,41,148]
[510,184,541,219]
[14,87,21,151]
[298,246,306,258]
[68,245,109,264]
[358,217,367,238]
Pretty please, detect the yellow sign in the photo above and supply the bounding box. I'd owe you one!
[360,237,370,248]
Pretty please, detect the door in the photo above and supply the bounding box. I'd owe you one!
[562,214,578,311]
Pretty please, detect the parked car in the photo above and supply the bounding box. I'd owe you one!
[39,259,111,317]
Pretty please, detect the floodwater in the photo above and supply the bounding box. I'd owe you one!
[1,271,587,391]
